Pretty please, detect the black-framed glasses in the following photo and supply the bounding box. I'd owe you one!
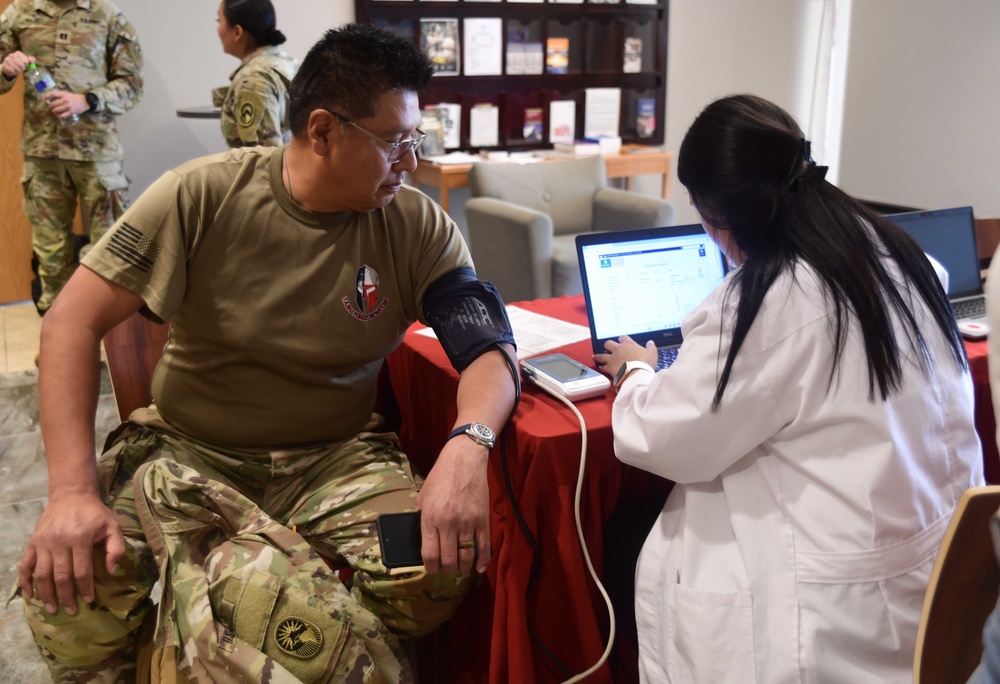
[327,110,426,164]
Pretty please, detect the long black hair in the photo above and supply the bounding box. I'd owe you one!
[677,94,966,410]
[222,0,286,48]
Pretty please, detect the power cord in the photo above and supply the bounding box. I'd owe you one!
[495,346,574,678]
[534,385,616,684]
[495,345,617,682]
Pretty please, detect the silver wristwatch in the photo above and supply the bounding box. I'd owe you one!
[448,422,496,450]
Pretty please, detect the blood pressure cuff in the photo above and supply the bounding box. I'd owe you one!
[423,268,516,372]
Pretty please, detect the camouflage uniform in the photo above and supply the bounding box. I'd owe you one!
[21,408,468,682]
[0,0,143,312]
[217,45,297,148]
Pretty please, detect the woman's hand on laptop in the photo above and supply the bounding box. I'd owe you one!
[594,336,658,379]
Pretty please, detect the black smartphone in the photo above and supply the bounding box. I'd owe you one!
[376,511,424,569]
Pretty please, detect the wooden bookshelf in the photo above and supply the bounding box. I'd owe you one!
[354,0,669,152]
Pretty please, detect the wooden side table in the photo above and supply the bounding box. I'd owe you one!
[410,147,673,214]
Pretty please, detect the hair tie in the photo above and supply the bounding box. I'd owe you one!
[785,138,828,191]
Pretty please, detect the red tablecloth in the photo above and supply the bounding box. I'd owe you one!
[964,340,998,482]
[385,296,997,684]
[386,295,668,683]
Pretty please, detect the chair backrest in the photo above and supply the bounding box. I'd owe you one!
[914,485,1000,683]
[468,156,607,236]
[103,311,169,422]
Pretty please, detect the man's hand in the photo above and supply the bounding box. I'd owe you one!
[2,50,32,80]
[416,437,490,576]
[43,90,89,119]
[18,490,126,616]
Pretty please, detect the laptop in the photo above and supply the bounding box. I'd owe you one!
[575,224,729,366]
[887,206,989,339]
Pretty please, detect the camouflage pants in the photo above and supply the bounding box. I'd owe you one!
[22,409,468,682]
[21,157,130,312]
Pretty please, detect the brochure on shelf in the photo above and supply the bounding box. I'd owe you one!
[546,37,569,74]
[523,42,544,74]
[420,18,460,76]
[584,87,621,139]
[636,97,656,137]
[550,100,576,144]
[463,17,502,76]
[419,108,446,156]
[523,108,544,142]
[470,104,500,147]
[506,43,525,75]
[623,37,642,73]
[434,103,462,149]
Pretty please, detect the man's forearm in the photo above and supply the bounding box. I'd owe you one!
[453,344,517,432]
[38,317,105,496]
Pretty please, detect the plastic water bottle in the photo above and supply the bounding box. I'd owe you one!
[25,62,77,126]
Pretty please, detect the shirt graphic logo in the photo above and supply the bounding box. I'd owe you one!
[342,264,389,321]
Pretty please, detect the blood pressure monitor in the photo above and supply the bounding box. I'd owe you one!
[520,353,611,402]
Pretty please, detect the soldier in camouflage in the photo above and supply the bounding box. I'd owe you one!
[0,0,143,315]
[13,22,516,683]
[214,0,297,148]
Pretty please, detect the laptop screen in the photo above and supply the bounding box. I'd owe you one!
[576,225,729,354]
[887,206,981,299]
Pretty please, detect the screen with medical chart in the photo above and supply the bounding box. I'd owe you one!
[580,231,727,341]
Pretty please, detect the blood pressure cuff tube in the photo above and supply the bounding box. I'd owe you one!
[423,268,516,372]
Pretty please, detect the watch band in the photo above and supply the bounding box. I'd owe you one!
[85,91,99,112]
[448,422,496,450]
[613,360,654,390]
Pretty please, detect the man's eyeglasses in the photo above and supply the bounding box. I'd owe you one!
[327,110,426,164]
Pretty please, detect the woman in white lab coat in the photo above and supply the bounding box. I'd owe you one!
[596,94,984,683]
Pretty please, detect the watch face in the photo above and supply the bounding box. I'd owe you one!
[470,423,495,442]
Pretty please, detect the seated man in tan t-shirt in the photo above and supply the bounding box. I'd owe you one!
[16,23,516,682]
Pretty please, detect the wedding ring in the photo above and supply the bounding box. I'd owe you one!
[458,539,477,549]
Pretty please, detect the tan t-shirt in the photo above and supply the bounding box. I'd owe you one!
[84,146,471,449]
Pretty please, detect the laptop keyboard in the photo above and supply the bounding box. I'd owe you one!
[656,346,680,370]
[953,296,986,320]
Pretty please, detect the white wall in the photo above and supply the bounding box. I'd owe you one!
[664,0,829,225]
[113,0,352,196]
[837,1,1000,217]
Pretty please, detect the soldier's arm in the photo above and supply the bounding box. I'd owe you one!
[90,12,143,116]
[235,73,282,147]
[0,5,22,96]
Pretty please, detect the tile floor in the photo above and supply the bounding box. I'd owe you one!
[0,301,120,681]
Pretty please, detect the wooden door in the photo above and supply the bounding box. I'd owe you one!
[0,0,32,304]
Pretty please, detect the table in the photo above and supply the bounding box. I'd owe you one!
[176,106,221,119]
[410,147,673,214]
[386,296,998,684]
[386,295,668,683]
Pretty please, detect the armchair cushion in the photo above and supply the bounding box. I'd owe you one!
[469,156,606,236]
[466,156,675,301]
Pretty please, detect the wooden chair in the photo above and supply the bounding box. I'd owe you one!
[914,486,1000,683]
[103,311,169,421]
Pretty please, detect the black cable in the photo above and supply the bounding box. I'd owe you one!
[493,345,573,678]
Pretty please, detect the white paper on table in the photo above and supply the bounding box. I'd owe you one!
[469,105,499,147]
[420,151,481,164]
[415,305,591,358]
[549,100,576,144]
[584,87,621,139]
[463,18,503,76]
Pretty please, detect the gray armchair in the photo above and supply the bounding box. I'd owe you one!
[465,155,675,302]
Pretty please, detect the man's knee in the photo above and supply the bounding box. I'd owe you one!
[353,564,471,638]
[22,543,155,674]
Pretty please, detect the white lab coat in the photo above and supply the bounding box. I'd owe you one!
[614,260,984,683]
